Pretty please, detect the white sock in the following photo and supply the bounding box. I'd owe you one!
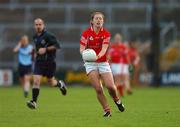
[116,100,121,104]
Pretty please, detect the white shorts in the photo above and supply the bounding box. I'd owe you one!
[84,62,112,75]
[111,63,129,75]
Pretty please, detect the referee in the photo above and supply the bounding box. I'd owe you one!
[27,18,67,109]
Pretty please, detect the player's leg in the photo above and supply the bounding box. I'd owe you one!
[101,72,125,112]
[84,62,111,117]
[88,70,111,117]
[124,74,132,94]
[123,64,133,94]
[27,74,41,109]
[111,63,124,97]
[23,74,31,97]
[22,76,29,97]
[45,61,67,95]
[19,64,32,98]
[47,77,67,95]
[32,75,41,102]
[114,74,124,97]
[27,61,42,109]
[18,64,27,97]
[99,62,125,112]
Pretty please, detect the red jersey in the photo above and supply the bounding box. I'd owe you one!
[108,43,129,64]
[128,47,138,64]
[80,27,110,62]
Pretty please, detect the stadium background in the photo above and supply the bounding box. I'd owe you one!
[0,0,180,86]
[0,1,180,127]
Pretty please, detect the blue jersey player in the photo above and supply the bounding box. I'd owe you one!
[13,35,33,98]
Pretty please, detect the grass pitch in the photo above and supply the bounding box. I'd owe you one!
[0,86,180,127]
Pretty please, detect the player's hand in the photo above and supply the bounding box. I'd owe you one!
[38,48,46,55]
[95,56,98,60]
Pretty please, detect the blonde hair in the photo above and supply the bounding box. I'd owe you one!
[21,35,28,41]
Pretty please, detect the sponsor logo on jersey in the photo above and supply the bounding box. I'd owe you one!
[41,39,46,45]
[89,36,93,41]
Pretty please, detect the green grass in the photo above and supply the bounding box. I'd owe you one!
[0,86,180,127]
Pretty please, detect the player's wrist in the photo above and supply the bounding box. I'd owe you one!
[97,55,100,59]
[97,53,102,58]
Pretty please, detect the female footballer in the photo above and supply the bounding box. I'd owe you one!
[13,35,33,97]
[108,33,133,97]
[80,12,125,117]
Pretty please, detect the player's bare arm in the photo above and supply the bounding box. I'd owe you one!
[13,41,21,53]
[80,44,85,54]
[134,55,140,67]
[97,44,108,59]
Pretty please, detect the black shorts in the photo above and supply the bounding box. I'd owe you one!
[33,61,56,78]
[18,64,32,77]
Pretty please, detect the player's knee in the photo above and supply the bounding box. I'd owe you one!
[95,87,103,95]
[107,85,115,92]
[33,78,40,86]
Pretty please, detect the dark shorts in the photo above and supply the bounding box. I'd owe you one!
[33,61,56,78]
[18,64,32,77]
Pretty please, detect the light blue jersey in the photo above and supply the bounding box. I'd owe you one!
[18,44,33,65]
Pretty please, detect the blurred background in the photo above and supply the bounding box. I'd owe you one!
[0,0,180,87]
